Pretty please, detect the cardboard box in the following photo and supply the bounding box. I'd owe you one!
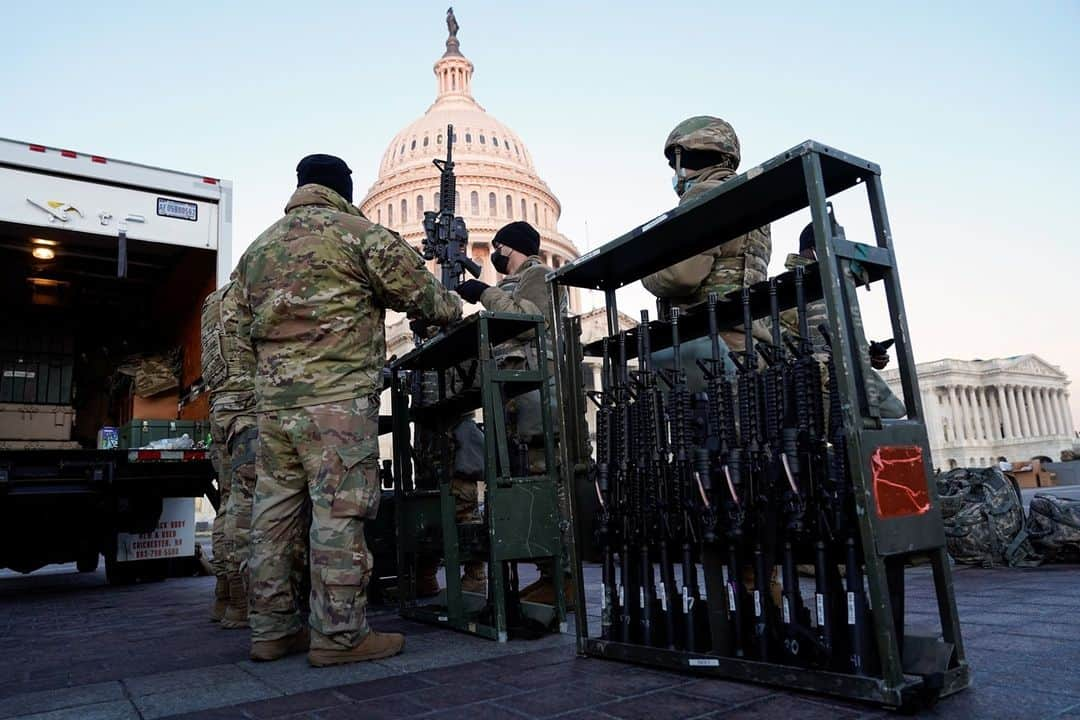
[1009,459,1057,489]
[130,391,180,422]
[0,403,74,441]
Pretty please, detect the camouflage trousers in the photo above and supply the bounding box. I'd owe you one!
[224,423,258,582]
[248,395,382,649]
[209,421,232,579]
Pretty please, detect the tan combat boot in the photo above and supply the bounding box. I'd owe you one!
[308,630,405,667]
[521,576,575,610]
[220,574,248,629]
[250,627,310,662]
[415,557,440,599]
[460,561,487,594]
[209,575,229,622]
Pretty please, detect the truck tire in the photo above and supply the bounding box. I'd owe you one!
[76,552,100,573]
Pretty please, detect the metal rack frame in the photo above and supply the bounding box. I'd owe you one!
[546,141,970,709]
[389,311,566,642]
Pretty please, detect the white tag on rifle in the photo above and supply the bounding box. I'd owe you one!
[640,588,646,609]
[682,587,691,614]
[847,592,856,625]
[782,597,791,625]
[658,582,668,611]
[601,590,607,611]
[816,593,826,627]
[721,566,730,584]
[727,583,737,612]
[753,590,762,617]
[618,585,625,608]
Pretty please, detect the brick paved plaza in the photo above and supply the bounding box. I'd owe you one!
[1,562,1078,719]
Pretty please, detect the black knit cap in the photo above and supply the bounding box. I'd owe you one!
[296,154,353,203]
[492,221,540,257]
[799,222,815,253]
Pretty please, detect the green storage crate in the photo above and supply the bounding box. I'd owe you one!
[118,419,210,449]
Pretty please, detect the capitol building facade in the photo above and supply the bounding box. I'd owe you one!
[882,355,1076,470]
[360,16,580,360]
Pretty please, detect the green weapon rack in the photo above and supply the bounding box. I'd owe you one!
[389,311,567,641]
[546,141,970,710]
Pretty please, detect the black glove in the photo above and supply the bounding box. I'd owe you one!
[410,318,435,339]
[868,338,894,370]
[456,279,490,304]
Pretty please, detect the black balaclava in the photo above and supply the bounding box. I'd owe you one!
[296,154,353,203]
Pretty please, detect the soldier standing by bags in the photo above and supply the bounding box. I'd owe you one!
[201,280,259,629]
[235,154,463,667]
[455,220,573,607]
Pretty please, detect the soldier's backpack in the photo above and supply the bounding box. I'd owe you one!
[935,467,1041,567]
[1026,494,1080,562]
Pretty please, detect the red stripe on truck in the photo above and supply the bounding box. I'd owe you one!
[29,145,46,152]
[60,150,77,158]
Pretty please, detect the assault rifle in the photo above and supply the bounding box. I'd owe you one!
[819,325,870,675]
[696,292,745,657]
[421,123,481,292]
[729,288,771,661]
[760,279,811,667]
[662,308,703,651]
[587,341,618,640]
[615,332,635,643]
[786,266,834,666]
[642,311,679,649]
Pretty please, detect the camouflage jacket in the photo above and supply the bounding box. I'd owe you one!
[200,281,256,436]
[642,167,771,308]
[235,184,462,411]
[479,256,565,365]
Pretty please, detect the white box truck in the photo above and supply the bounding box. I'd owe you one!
[0,137,232,583]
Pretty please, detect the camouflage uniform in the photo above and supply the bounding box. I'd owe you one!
[201,289,233,601]
[205,282,259,596]
[479,255,571,581]
[202,282,260,624]
[781,253,905,420]
[235,184,462,649]
[642,116,771,355]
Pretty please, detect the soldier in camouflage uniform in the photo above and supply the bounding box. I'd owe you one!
[456,221,573,607]
[202,290,234,622]
[642,116,771,355]
[201,280,259,629]
[235,155,463,667]
[781,222,905,420]
[644,117,779,601]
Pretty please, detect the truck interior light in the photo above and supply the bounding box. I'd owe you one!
[32,238,58,246]
[32,247,56,260]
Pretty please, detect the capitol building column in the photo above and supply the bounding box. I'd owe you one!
[1036,388,1053,436]
[1054,390,1070,436]
[996,385,1013,439]
[974,387,989,441]
[946,385,961,443]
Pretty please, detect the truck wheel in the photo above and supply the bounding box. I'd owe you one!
[76,552,100,573]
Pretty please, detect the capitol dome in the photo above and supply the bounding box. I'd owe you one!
[360,12,579,312]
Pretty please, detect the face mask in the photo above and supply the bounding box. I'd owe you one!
[671,173,695,196]
[492,249,510,274]
[671,146,695,197]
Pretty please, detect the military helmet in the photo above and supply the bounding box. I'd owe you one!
[663,116,740,171]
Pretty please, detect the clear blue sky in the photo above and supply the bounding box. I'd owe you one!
[5,0,1079,428]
